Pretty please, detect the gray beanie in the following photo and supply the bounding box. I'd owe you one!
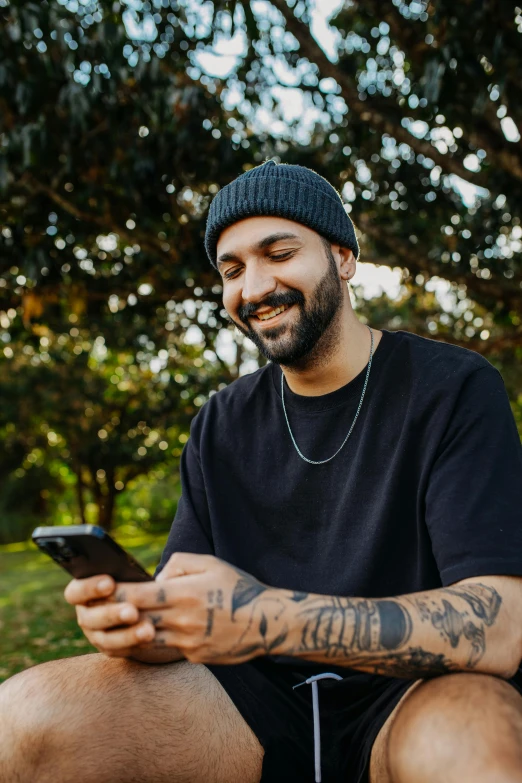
[204,160,359,267]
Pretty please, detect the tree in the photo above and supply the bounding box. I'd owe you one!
[0,0,253,535]
[1,0,521,537]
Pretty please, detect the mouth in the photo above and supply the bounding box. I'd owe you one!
[252,304,293,328]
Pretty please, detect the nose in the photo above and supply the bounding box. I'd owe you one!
[240,263,277,307]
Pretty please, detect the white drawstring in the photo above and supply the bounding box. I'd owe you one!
[293,672,344,782]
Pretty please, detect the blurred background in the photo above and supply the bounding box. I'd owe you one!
[0,0,521,678]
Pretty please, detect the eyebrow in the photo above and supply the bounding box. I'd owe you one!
[216,232,302,267]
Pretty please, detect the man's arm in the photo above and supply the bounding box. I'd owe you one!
[94,556,522,677]
[237,575,522,679]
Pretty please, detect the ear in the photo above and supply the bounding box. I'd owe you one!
[338,248,356,281]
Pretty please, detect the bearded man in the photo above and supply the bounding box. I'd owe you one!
[2,160,522,783]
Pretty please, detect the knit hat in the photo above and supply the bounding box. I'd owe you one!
[204,160,359,267]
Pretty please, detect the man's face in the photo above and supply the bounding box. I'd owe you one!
[216,216,351,367]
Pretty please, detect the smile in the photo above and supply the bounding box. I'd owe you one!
[255,304,291,323]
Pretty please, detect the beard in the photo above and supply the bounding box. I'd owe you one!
[232,245,344,368]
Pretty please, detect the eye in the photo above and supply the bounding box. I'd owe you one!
[270,250,294,261]
[224,267,241,280]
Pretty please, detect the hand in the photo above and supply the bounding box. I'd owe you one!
[64,575,157,658]
[116,552,293,664]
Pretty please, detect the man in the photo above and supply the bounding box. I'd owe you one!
[1,160,522,783]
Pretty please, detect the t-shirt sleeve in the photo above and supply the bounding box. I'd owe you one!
[154,431,214,577]
[425,365,522,586]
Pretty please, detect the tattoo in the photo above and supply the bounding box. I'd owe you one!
[345,647,456,678]
[291,591,309,602]
[410,583,501,669]
[463,622,486,667]
[153,635,166,645]
[226,568,291,656]
[205,608,214,637]
[156,588,167,604]
[149,614,162,627]
[221,571,501,677]
[431,599,465,647]
[115,591,126,603]
[205,589,225,639]
[231,575,268,619]
[231,596,289,657]
[291,582,501,675]
[298,597,412,658]
[444,584,501,626]
[207,589,224,609]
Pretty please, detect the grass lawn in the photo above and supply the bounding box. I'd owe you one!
[0,530,168,683]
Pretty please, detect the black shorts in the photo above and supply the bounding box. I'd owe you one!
[206,657,413,783]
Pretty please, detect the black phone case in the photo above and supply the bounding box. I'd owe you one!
[31,525,152,582]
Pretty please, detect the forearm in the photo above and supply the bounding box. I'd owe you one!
[264,579,521,679]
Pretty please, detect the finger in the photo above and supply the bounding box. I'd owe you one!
[110,579,197,610]
[64,575,115,606]
[90,620,155,652]
[137,608,184,631]
[77,602,139,631]
[156,552,217,582]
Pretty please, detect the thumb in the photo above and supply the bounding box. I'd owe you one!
[156,551,217,582]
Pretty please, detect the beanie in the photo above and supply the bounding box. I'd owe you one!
[204,160,359,267]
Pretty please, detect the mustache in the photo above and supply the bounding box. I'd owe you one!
[238,291,304,323]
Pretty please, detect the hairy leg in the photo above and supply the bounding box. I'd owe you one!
[0,654,264,783]
[370,673,522,783]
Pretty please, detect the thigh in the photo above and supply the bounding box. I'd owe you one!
[0,653,264,783]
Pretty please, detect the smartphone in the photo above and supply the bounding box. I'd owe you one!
[31,525,153,582]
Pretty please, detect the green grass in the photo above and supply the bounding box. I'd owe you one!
[0,530,168,683]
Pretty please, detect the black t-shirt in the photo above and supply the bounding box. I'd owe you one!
[156,329,522,668]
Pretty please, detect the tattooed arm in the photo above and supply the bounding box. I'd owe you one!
[101,555,522,676]
[229,575,522,679]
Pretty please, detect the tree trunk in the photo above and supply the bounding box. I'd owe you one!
[97,486,116,531]
[74,463,87,525]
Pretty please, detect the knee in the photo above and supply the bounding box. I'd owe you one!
[0,661,64,778]
[0,654,108,775]
[387,673,522,782]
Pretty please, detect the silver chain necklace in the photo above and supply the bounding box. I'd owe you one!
[281,325,374,465]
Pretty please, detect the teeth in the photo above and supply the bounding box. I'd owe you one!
[258,305,288,321]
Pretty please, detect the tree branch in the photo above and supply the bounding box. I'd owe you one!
[268,0,489,185]
[356,213,522,312]
[17,173,180,263]
[269,0,522,184]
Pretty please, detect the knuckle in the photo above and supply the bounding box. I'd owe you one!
[176,614,191,631]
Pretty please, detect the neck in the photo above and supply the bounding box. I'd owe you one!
[281,310,381,397]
